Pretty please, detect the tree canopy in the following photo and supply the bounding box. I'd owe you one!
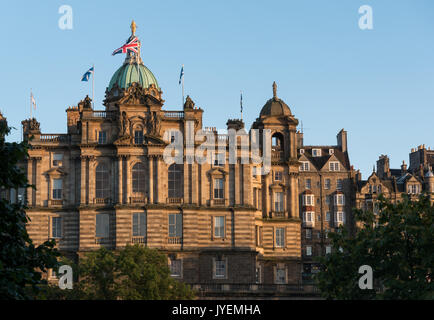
[0,119,60,299]
[39,245,195,300]
[316,194,434,300]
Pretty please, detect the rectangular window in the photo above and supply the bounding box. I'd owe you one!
[96,213,109,238]
[324,178,331,190]
[98,131,107,144]
[52,153,63,167]
[326,246,332,254]
[215,259,226,278]
[335,194,345,205]
[213,152,225,167]
[300,161,309,171]
[255,266,262,284]
[337,179,343,190]
[329,149,334,155]
[52,179,62,199]
[274,192,284,212]
[134,131,143,144]
[303,194,314,206]
[305,228,312,239]
[326,212,331,221]
[252,167,257,179]
[170,259,182,277]
[303,211,315,223]
[329,162,340,171]
[335,211,345,223]
[312,149,321,157]
[214,216,225,238]
[214,178,224,199]
[51,217,62,238]
[168,213,182,238]
[275,268,286,284]
[305,179,311,190]
[275,228,285,248]
[132,212,147,237]
[274,171,282,181]
[306,246,312,256]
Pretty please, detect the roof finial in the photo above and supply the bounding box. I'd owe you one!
[272,81,277,99]
[131,20,136,36]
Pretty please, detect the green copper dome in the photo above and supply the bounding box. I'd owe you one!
[108,62,159,91]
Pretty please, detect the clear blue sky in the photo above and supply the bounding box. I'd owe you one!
[0,0,433,178]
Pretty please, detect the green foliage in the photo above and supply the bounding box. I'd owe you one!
[38,245,195,300]
[0,120,60,299]
[315,194,434,300]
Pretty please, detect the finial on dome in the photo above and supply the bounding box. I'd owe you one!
[131,20,137,36]
[272,81,277,99]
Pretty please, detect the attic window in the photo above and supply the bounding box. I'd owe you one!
[312,149,321,157]
[329,149,334,155]
[300,149,305,154]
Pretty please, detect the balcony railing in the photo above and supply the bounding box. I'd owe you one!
[95,237,110,245]
[131,236,146,244]
[94,198,111,204]
[50,199,63,206]
[213,199,225,205]
[271,151,284,162]
[193,283,317,295]
[130,196,148,204]
[164,111,184,119]
[167,237,182,244]
[167,197,183,204]
[39,134,70,143]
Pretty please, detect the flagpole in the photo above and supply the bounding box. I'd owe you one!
[182,64,184,106]
[92,64,95,108]
[30,89,32,119]
[240,90,243,121]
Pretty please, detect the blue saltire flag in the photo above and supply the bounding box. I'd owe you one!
[179,65,184,85]
[81,67,94,81]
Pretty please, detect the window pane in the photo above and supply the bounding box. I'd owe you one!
[96,164,110,198]
[96,214,109,238]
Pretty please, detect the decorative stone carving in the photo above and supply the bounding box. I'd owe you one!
[184,95,195,110]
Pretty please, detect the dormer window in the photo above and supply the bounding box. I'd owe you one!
[300,149,305,154]
[312,149,321,157]
[300,161,310,171]
[329,149,334,155]
[329,162,340,171]
[408,184,419,194]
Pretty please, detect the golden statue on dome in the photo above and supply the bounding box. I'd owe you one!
[131,20,136,36]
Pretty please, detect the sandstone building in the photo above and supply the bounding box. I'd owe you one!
[1,24,363,295]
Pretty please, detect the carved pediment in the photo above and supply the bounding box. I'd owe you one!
[114,135,133,145]
[45,167,67,177]
[207,167,228,177]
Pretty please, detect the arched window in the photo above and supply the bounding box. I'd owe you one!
[271,132,284,151]
[168,164,183,198]
[95,164,110,199]
[132,162,146,194]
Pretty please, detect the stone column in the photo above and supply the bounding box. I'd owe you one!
[289,173,299,218]
[263,172,270,216]
[184,162,189,204]
[117,156,123,204]
[191,163,198,204]
[80,156,87,205]
[125,156,131,204]
[243,164,252,206]
[26,158,33,206]
[234,161,240,205]
[148,157,153,204]
[89,156,95,204]
[35,157,42,206]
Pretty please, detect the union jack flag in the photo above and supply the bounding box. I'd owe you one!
[112,37,140,56]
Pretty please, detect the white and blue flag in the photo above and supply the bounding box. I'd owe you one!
[179,65,184,85]
[81,67,94,81]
